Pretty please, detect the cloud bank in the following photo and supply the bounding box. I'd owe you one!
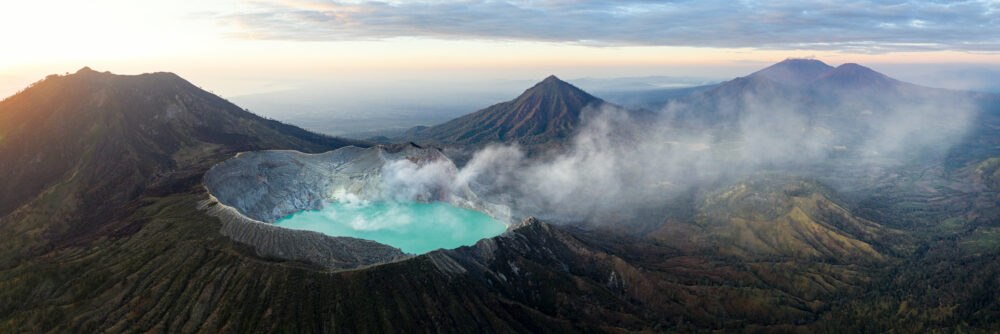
[223,0,1000,53]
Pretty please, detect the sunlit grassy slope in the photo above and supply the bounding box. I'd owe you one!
[649,178,902,261]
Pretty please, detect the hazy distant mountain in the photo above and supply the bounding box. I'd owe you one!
[704,58,910,96]
[403,75,606,146]
[670,59,979,145]
[721,59,909,96]
[812,63,904,91]
[748,58,835,85]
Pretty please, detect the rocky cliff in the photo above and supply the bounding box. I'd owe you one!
[201,143,512,268]
[204,143,503,222]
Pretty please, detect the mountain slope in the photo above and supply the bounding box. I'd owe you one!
[649,178,899,261]
[407,75,605,146]
[0,67,364,262]
[812,63,902,91]
[668,59,992,162]
[749,58,835,85]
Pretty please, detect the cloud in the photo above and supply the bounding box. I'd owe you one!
[220,0,1000,53]
[374,80,980,225]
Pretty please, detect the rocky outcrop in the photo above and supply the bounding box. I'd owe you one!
[199,196,410,270]
[440,217,595,271]
[204,143,506,223]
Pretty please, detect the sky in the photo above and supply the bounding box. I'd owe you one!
[2,0,999,122]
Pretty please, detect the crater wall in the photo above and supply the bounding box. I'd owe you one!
[201,143,510,269]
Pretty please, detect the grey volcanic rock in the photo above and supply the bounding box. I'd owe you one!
[445,217,592,265]
[199,197,410,270]
[427,216,640,297]
[204,143,484,223]
[201,142,511,269]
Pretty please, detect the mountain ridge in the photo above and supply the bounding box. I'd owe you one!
[812,63,903,90]
[0,67,365,260]
[749,58,836,85]
[403,75,606,146]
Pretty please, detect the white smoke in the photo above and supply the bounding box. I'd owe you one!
[374,85,982,225]
[379,158,458,202]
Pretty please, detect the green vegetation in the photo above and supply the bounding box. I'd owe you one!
[3,67,1000,333]
[653,177,895,262]
[962,227,1000,254]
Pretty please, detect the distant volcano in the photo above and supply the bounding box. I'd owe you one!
[749,58,835,85]
[405,75,606,146]
[813,63,903,91]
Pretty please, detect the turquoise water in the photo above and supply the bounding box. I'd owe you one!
[274,201,507,254]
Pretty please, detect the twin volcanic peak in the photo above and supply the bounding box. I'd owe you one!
[748,58,902,89]
[668,58,953,129]
[405,75,606,146]
[749,58,835,85]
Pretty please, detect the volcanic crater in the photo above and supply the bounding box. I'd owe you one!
[202,143,512,270]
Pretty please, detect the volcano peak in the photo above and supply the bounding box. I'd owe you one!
[749,58,835,85]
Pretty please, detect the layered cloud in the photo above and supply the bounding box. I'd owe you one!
[222,0,1000,53]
